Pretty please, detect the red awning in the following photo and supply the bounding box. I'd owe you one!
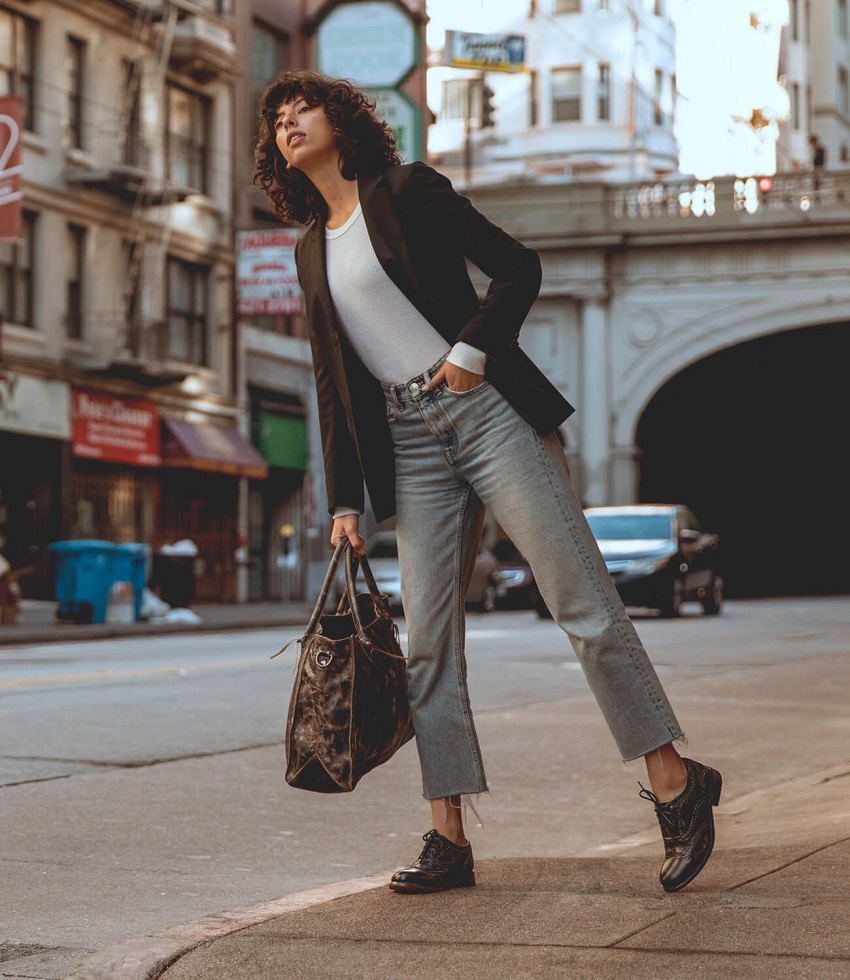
[160,417,268,480]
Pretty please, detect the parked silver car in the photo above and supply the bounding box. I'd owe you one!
[339,530,500,615]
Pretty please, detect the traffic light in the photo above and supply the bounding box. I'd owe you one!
[757,175,773,206]
[481,84,496,128]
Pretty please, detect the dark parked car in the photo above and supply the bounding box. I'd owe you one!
[336,530,501,615]
[529,504,723,619]
[491,538,537,610]
[583,504,723,618]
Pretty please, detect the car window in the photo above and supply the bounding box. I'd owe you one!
[366,538,398,559]
[586,514,673,540]
[682,509,702,533]
[491,539,521,561]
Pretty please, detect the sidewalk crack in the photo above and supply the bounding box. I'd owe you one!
[729,834,850,890]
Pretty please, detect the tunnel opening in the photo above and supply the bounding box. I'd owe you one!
[636,321,850,598]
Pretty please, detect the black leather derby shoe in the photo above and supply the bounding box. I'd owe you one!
[389,829,476,894]
[640,756,722,893]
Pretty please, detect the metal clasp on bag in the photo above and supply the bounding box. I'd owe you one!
[315,648,333,668]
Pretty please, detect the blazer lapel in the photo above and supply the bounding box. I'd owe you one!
[358,171,424,310]
[297,220,355,409]
[298,220,337,343]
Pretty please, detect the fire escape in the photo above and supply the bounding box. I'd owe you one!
[64,0,237,383]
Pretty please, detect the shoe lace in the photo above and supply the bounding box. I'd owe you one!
[638,783,683,837]
[419,829,444,862]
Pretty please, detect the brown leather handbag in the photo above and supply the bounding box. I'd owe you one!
[278,540,414,793]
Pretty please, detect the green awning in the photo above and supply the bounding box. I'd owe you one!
[255,413,307,471]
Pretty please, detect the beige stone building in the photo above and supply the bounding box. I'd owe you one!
[0,0,258,605]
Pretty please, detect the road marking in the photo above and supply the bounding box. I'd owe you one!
[0,657,273,690]
[2,627,507,690]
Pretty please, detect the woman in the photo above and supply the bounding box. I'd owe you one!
[254,71,722,895]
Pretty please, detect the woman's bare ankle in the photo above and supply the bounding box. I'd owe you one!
[431,796,466,845]
[643,745,688,803]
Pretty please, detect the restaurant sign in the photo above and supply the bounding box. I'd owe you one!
[236,229,302,316]
[72,389,161,467]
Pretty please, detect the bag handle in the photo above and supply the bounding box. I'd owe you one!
[342,544,393,651]
[272,540,403,661]
[300,539,349,639]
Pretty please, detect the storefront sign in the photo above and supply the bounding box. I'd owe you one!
[317,1,418,88]
[367,88,422,162]
[236,229,302,316]
[0,95,23,244]
[444,31,526,73]
[255,413,307,471]
[0,370,71,439]
[72,389,160,467]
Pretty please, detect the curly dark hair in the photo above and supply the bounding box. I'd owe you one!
[253,71,403,225]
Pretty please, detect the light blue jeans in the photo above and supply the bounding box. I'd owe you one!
[382,361,683,800]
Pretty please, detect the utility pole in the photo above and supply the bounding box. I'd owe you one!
[463,77,473,185]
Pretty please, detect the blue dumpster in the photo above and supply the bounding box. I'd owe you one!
[113,543,151,622]
[49,540,117,624]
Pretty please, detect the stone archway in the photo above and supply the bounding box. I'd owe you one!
[633,322,850,598]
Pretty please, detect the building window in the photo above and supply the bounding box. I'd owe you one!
[790,0,800,39]
[597,0,610,10]
[839,65,849,116]
[0,11,37,131]
[654,69,664,125]
[805,0,811,40]
[66,223,85,340]
[66,35,86,150]
[166,84,210,192]
[166,258,208,365]
[554,0,581,12]
[791,82,801,129]
[123,239,140,350]
[0,210,35,326]
[252,20,288,123]
[597,63,610,121]
[840,0,849,37]
[196,0,231,13]
[529,69,538,126]
[441,78,473,121]
[654,0,664,15]
[671,73,677,123]
[122,59,142,166]
[842,143,849,162]
[552,66,581,122]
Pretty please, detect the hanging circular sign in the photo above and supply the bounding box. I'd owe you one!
[317,2,417,88]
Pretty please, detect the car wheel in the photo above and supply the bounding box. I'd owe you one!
[659,577,684,618]
[530,583,552,619]
[481,580,498,614]
[701,574,724,616]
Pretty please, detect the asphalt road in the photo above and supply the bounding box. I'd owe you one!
[2,596,849,979]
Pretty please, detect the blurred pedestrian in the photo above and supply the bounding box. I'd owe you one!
[809,133,826,189]
[254,70,722,895]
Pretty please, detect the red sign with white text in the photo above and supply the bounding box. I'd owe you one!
[72,389,161,467]
[236,229,302,315]
[0,95,23,244]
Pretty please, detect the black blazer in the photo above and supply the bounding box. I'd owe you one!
[294,162,575,523]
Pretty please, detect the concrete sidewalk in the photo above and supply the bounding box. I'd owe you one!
[0,598,315,647]
[65,762,850,979]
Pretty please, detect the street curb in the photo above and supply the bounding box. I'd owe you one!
[62,871,392,980]
[0,615,311,649]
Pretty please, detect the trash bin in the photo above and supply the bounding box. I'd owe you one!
[49,540,118,624]
[113,543,151,622]
[151,540,198,610]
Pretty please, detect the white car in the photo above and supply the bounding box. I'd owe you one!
[336,530,500,614]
